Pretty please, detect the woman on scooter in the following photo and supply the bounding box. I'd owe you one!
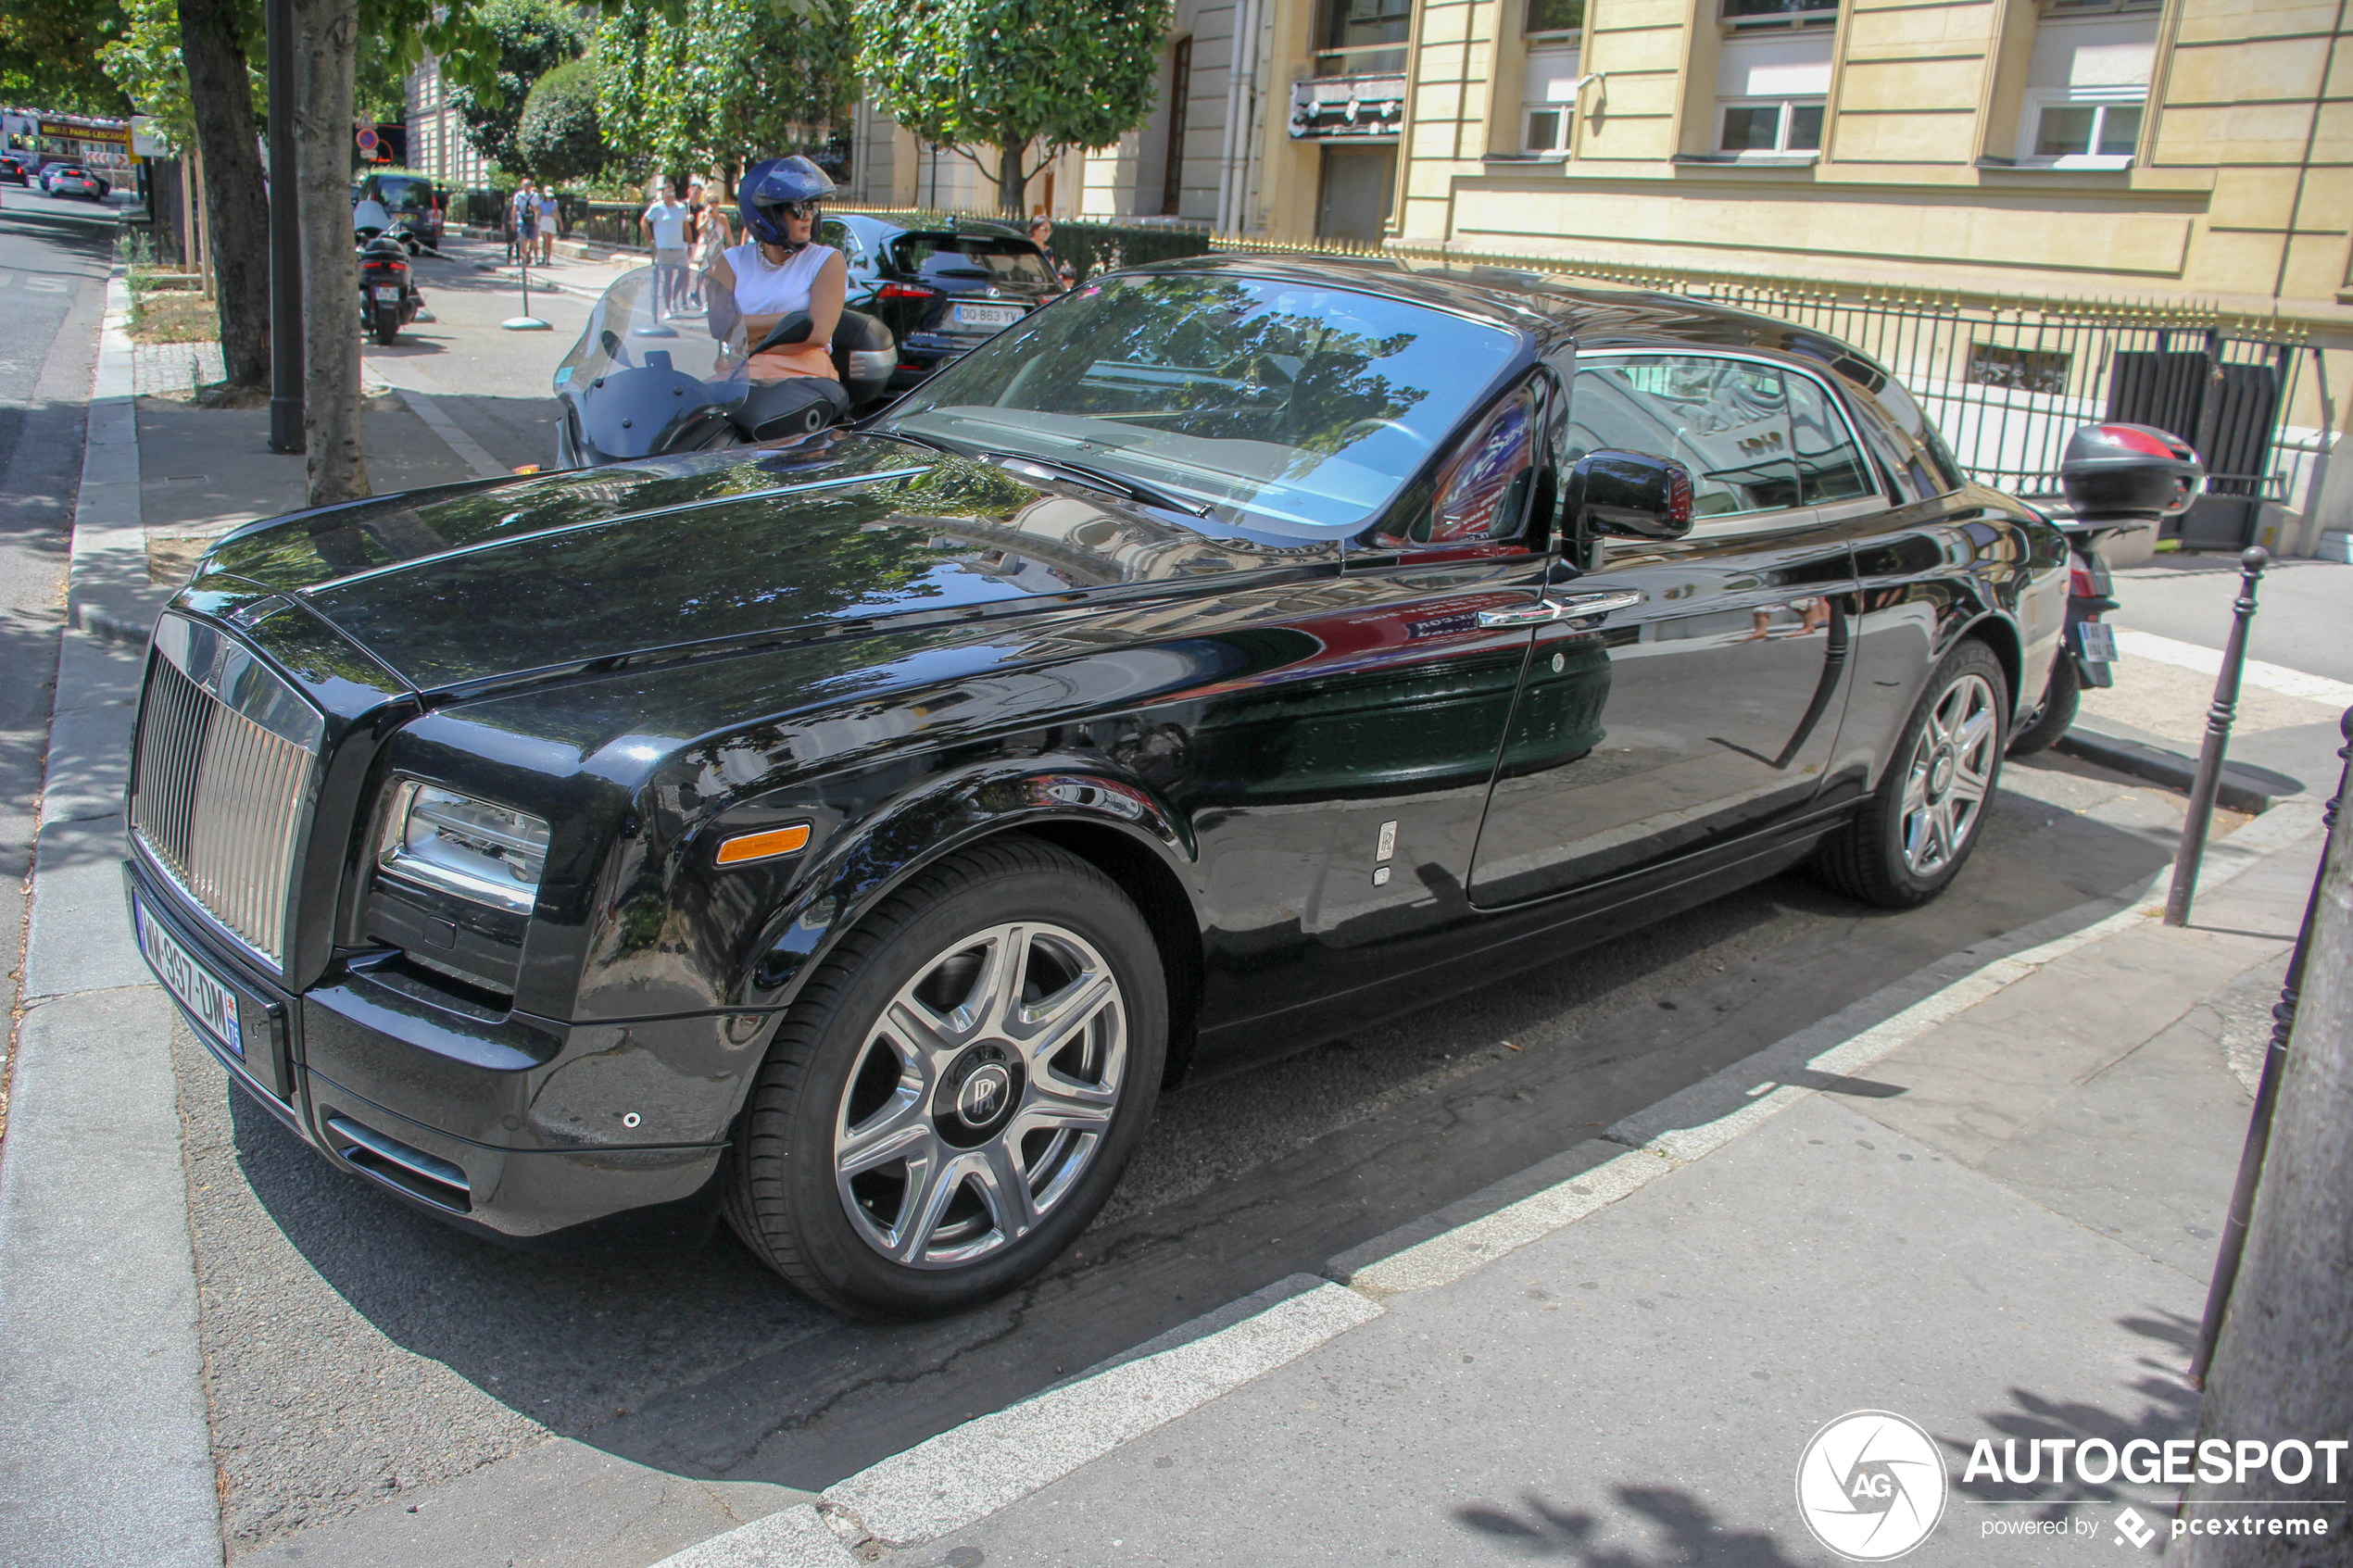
[707,156,842,385]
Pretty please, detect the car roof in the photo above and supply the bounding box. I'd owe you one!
[1118,252,1855,363]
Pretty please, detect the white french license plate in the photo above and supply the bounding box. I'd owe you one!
[952,303,1021,329]
[373,286,404,302]
[2077,622,2117,663]
[133,896,244,1058]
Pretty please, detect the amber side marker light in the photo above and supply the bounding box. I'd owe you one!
[715,824,812,865]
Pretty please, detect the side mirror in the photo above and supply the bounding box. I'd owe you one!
[1567,450,1694,541]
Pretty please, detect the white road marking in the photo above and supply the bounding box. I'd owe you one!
[363,355,508,481]
[648,1504,855,1567]
[2112,628,2353,709]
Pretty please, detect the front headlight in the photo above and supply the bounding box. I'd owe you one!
[375,781,549,914]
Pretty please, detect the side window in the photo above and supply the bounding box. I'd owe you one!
[1382,383,1538,546]
[1567,355,1799,518]
[1829,357,1967,500]
[1784,373,1879,504]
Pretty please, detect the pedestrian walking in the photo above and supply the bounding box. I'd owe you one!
[641,178,692,317]
[512,179,540,267]
[536,187,559,266]
[691,185,732,313]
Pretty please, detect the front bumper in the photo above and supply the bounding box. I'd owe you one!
[124,857,736,1248]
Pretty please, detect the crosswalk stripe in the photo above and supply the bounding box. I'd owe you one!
[2111,628,2353,709]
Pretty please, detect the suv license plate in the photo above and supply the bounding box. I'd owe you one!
[2077,622,2117,663]
[952,303,1021,329]
[133,896,244,1058]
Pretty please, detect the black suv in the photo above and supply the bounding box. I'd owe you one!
[821,214,1059,391]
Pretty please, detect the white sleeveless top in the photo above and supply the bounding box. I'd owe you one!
[725,241,837,322]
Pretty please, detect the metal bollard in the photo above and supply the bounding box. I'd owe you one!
[2187,705,2353,1388]
[2164,546,2270,928]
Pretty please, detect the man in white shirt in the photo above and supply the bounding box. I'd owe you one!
[510,178,537,263]
[641,184,691,315]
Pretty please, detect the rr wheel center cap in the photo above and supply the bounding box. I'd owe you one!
[1928,745,1957,800]
[937,1046,1021,1145]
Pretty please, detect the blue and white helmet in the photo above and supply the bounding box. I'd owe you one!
[738,156,836,250]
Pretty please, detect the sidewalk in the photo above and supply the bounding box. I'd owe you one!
[655,797,2332,1566]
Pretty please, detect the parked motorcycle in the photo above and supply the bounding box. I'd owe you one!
[552,264,899,469]
[2008,422,2204,756]
[358,232,423,346]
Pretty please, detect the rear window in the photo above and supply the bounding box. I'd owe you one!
[889,232,1055,288]
[371,176,434,213]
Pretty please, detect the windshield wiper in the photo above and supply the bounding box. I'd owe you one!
[980,450,1209,518]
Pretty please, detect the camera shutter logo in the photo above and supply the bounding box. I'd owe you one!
[1794,1411,1949,1561]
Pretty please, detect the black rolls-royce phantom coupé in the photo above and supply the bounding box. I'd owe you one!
[123,257,2067,1315]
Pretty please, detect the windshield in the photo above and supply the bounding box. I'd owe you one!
[875,272,1520,532]
[554,265,753,408]
[890,233,1057,290]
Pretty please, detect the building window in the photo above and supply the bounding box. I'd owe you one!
[1315,0,1413,77]
[1526,0,1584,35]
[1715,32,1831,156]
[1722,0,1837,31]
[2015,3,2154,165]
[1527,108,1567,151]
[1719,99,1824,153]
[1521,0,1583,157]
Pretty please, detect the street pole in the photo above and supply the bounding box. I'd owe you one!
[2187,706,2353,1389]
[263,0,302,453]
[2164,546,2270,927]
[500,250,550,332]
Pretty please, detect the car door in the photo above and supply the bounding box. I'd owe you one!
[1466,352,1870,908]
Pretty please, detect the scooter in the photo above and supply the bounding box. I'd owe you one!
[2008,423,2203,756]
[552,264,899,468]
[358,232,423,346]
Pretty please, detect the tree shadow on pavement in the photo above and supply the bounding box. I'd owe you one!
[1456,1486,1811,1565]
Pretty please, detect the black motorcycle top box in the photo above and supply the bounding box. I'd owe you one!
[2059,422,2203,521]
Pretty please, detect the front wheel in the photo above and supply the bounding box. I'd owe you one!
[1811,639,2008,909]
[724,834,1167,1318]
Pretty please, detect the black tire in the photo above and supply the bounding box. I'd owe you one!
[371,308,400,345]
[724,834,1167,1318]
[2006,652,2079,757]
[1811,638,2009,909]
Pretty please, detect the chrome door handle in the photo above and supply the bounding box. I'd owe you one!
[1476,602,1567,628]
[1550,589,1643,618]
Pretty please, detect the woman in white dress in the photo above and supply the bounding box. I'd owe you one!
[706,156,843,384]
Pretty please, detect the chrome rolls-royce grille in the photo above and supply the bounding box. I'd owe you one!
[130,613,325,969]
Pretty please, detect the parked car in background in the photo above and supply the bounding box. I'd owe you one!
[821,214,1058,391]
[353,170,444,253]
[40,163,108,199]
[0,151,34,185]
[122,256,2090,1321]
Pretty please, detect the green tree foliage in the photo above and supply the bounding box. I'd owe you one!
[516,57,608,183]
[2,0,135,117]
[449,0,588,172]
[855,0,1171,214]
[593,0,857,186]
[97,0,203,147]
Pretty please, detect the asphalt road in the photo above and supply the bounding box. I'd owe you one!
[0,182,115,1120]
[182,742,2210,1556]
[2109,551,2353,685]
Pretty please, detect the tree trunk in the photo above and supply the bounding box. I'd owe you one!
[997,137,1026,217]
[289,0,367,503]
[179,0,271,389]
[2179,775,2353,1565]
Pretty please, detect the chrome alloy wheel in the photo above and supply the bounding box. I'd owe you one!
[834,922,1126,1269]
[1899,671,1999,877]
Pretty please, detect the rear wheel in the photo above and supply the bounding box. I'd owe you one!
[724,834,1166,1318]
[371,307,400,345]
[1812,639,2007,909]
[2007,651,2079,756]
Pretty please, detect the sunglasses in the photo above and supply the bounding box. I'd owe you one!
[771,200,819,221]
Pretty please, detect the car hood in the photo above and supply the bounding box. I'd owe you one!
[185,434,1339,695]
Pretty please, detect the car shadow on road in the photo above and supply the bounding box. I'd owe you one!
[217,777,2181,1514]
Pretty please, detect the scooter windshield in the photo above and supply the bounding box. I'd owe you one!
[555,266,754,458]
